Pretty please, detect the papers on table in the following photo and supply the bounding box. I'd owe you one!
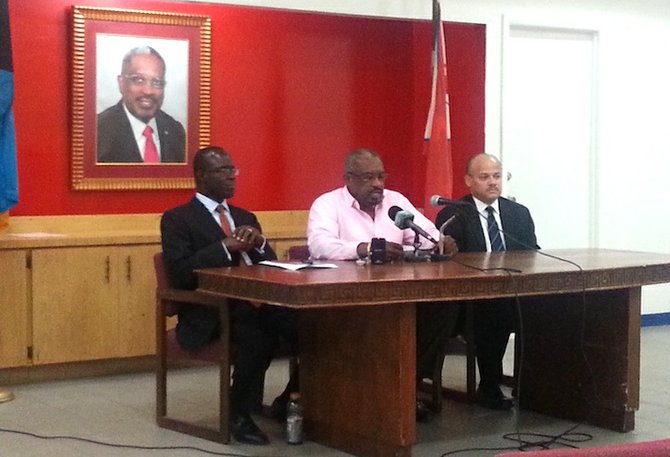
[259,260,338,271]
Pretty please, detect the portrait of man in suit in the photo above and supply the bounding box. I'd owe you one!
[96,45,186,164]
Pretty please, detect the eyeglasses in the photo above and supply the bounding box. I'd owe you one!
[348,172,388,183]
[205,166,240,177]
[122,74,166,89]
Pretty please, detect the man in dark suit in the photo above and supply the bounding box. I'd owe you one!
[436,153,538,410]
[161,146,297,445]
[97,46,185,163]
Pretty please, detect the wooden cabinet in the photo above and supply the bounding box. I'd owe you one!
[0,211,306,380]
[117,245,159,357]
[31,244,159,364]
[0,249,30,368]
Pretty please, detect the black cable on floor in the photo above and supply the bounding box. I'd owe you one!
[445,241,597,456]
[503,422,594,451]
[0,426,286,457]
[439,422,593,456]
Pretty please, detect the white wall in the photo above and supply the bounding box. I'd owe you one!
[183,0,670,315]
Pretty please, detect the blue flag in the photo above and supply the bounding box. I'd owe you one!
[1,0,18,213]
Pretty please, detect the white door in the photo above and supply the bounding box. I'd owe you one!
[501,23,598,249]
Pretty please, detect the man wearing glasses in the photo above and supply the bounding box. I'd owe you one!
[161,146,298,445]
[307,147,459,422]
[97,46,185,163]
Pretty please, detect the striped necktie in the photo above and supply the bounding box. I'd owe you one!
[486,206,505,252]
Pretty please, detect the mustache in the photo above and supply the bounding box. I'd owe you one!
[136,95,158,103]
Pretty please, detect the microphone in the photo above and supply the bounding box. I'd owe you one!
[388,206,438,244]
[430,195,474,208]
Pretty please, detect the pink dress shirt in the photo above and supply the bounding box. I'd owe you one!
[307,186,440,260]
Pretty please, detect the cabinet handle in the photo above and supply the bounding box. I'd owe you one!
[105,256,110,282]
[126,255,132,282]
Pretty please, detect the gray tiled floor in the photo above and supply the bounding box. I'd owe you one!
[1,326,669,457]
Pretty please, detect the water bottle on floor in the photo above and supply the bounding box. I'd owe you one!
[285,392,303,445]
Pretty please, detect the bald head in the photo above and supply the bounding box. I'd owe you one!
[465,154,502,204]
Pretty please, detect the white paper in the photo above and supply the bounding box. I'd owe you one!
[259,260,338,271]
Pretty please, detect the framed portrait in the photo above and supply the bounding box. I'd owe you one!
[70,6,212,190]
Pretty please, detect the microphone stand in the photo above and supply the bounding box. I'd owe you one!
[406,232,431,262]
[413,232,421,253]
[430,215,457,262]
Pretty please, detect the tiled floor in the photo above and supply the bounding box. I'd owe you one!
[1,326,669,457]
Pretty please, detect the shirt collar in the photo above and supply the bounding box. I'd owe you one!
[196,193,229,215]
[122,103,158,139]
[343,185,360,209]
[472,196,500,215]
[343,185,386,213]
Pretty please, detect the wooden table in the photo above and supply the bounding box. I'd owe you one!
[197,249,670,457]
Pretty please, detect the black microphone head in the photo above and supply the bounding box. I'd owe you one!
[432,195,478,212]
[388,205,402,220]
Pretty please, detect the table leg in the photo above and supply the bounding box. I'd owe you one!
[299,304,416,457]
[519,288,640,432]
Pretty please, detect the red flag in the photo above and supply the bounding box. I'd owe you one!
[422,0,452,222]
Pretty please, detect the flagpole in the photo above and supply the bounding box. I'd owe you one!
[424,0,440,139]
[422,0,453,220]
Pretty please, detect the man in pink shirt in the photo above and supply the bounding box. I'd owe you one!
[307,148,459,422]
[308,151,438,260]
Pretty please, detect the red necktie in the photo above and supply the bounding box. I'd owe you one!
[143,125,160,163]
[215,204,233,236]
[215,205,256,268]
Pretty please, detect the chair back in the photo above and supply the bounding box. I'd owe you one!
[288,244,310,261]
[154,252,170,289]
[153,252,180,316]
[154,253,231,443]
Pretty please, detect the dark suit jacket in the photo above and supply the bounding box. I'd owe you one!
[435,195,539,252]
[161,197,276,289]
[160,197,277,350]
[96,101,186,163]
[436,195,539,378]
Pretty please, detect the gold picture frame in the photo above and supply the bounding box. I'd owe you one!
[71,6,211,190]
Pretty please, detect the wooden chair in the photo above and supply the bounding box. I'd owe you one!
[155,252,300,442]
[154,252,232,443]
[287,244,310,262]
[429,304,520,412]
[429,303,478,412]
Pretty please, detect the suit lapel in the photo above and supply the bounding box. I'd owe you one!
[498,198,526,250]
[189,198,225,238]
[465,195,487,251]
[114,102,143,162]
[155,112,172,162]
[499,198,518,239]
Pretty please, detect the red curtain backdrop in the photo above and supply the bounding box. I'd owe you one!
[8,0,484,215]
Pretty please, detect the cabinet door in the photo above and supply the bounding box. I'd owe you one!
[117,244,160,357]
[32,247,118,364]
[0,250,30,368]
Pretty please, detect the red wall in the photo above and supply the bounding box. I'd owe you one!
[8,0,484,215]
